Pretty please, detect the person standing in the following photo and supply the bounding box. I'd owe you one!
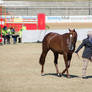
[18,24,26,43]
[10,27,18,44]
[2,26,7,44]
[75,31,92,79]
[21,24,26,31]
[18,29,22,43]
[6,27,11,44]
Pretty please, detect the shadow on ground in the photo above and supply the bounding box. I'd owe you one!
[86,76,92,79]
[42,73,79,78]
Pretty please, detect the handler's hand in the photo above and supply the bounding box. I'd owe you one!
[75,52,80,60]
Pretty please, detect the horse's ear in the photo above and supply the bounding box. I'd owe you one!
[68,28,71,32]
[73,29,75,31]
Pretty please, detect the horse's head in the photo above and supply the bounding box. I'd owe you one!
[69,29,77,43]
[68,29,77,51]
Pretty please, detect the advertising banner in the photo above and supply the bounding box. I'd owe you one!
[46,16,92,23]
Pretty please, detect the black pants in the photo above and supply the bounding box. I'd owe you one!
[12,35,19,44]
[18,38,21,43]
[6,35,10,44]
[2,35,7,44]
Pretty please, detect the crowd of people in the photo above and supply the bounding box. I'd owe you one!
[0,24,26,45]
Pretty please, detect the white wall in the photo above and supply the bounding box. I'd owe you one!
[22,29,92,42]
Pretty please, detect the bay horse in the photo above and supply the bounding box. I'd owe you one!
[39,29,77,78]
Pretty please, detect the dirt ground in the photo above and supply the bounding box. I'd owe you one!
[0,42,92,92]
[47,22,92,29]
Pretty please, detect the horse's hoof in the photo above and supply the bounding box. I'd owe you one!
[41,73,44,76]
[67,75,71,78]
[57,73,62,77]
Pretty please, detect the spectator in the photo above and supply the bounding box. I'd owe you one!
[2,26,7,44]
[18,24,26,43]
[21,24,26,31]
[0,26,1,35]
[18,29,22,43]
[6,27,11,44]
[11,27,19,44]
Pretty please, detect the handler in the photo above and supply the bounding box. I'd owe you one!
[75,31,92,79]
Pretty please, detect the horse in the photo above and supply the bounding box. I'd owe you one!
[39,29,77,78]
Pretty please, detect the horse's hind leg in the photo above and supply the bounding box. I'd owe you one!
[54,53,61,77]
[39,49,49,76]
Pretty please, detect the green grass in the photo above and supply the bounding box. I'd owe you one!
[4,0,92,2]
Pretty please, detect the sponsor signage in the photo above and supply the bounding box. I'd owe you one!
[46,16,92,23]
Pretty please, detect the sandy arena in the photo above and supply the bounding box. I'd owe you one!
[0,41,92,92]
[47,22,92,29]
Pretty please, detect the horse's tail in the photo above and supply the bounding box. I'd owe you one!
[39,33,52,65]
[39,43,48,65]
[39,51,48,65]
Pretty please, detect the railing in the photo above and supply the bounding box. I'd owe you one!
[1,7,91,16]
[1,1,92,16]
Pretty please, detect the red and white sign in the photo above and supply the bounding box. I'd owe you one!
[1,13,46,31]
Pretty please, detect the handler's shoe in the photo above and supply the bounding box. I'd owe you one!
[82,76,88,79]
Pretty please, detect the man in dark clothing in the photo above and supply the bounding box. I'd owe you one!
[11,27,19,44]
[75,31,92,79]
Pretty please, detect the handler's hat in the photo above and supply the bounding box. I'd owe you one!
[87,31,92,36]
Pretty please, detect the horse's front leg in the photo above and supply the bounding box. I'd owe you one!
[62,60,71,78]
[62,54,71,78]
[54,53,61,77]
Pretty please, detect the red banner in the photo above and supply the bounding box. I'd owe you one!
[1,13,45,32]
[6,23,37,31]
[38,14,45,30]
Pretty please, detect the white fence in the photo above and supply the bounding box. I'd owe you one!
[22,29,92,42]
